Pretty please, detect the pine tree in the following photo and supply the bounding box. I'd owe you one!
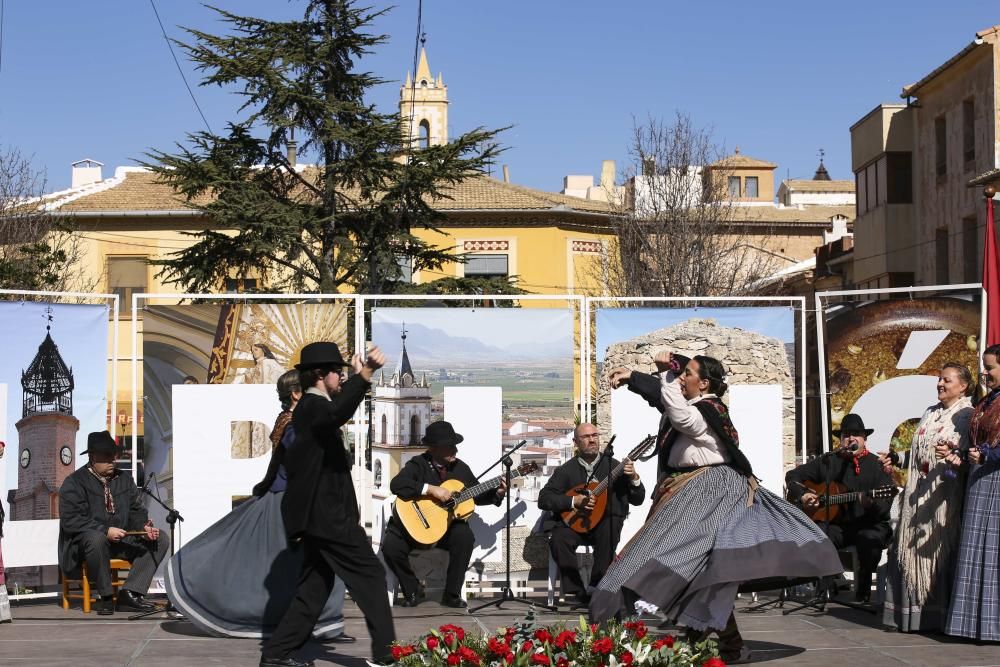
[146,0,510,295]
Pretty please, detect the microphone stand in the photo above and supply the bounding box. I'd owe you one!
[470,441,556,612]
[128,473,186,621]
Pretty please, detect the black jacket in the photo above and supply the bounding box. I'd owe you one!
[57,466,148,573]
[390,452,502,507]
[281,377,369,540]
[538,456,645,531]
[785,452,894,528]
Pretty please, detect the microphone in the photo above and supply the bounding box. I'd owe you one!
[605,434,617,454]
[842,441,860,452]
[140,472,156,494]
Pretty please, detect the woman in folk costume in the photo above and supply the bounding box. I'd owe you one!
[881,363,974,632]
[594,351,841,664]
[166,370,351,642]
[945,344,1000,642]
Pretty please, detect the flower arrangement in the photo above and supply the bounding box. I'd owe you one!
[390,614,724,667]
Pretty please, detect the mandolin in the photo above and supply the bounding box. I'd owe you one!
[793,480,898,523]
[393,461,538,545]
[559,435,656,534]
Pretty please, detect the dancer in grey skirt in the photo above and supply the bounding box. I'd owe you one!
[596,352,841,663]
[165,371,348,640]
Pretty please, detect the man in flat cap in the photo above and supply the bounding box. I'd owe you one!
[58,431,168,615]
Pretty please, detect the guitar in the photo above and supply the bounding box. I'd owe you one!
[560,435,657,534]
[793,480,898,523]
[393,461,539,545]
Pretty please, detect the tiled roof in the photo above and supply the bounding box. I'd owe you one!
[902,25,1000,98]
[727,204,855,225]
[709,153,778,169]
[780,179,855,193]
[968,168,1000,187]
[47,168,612,215]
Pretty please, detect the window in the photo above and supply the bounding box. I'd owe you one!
[856,171,866,216]
[745,176,759,198]
[935,227,949,285]
[381,414,387,444]
[935,116,947,177]
[224,278,258,293]
[727,176,741,198]
[464,254,508,278]
[963,215,979,283]
[963,99,975,165]
[886,152,912,204]
[107,257,148,314]
[418,119,430,149]
[409,414,421,446]
[867,162,877,212]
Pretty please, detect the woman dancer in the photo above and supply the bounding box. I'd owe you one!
[595,351,841,663]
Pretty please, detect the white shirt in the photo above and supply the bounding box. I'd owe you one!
[660,373,729,468]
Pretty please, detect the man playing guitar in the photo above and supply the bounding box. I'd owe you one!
[785,414,894,603]
[538,423,645,607]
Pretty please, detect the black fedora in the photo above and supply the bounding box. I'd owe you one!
[82,430,119,456]
[422,421,464,447]
[295,341,348,370]
[832,413,874,437]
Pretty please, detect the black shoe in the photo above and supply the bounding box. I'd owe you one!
[441,593,468,608]
[95,596,115,616]
[117,589,156,612]
[568,590,591,609]
[329,633,357,643]
[399,592,422,607]
[260,656,315,667]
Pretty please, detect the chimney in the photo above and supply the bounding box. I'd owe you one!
[71,159,104,188]
[600,160,616,189]
[287,139,297,167]
[502,165,510,183]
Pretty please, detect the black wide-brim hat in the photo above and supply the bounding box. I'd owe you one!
[82,430,119,456]
[295,341,348,370]
[422,420,464,447]
[832,413,874,437]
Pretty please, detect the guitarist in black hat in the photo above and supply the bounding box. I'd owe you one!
[381,420,506,609]
[58,431,169,615]
[261,341,395,667]
[785,413,894,602]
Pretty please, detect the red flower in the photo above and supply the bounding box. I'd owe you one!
[589,624,599,634]
[440,624,466,641]
[556,659,569,667]
[488,637,509,655]
[444,633,455,646]
[391,646,404,660]
[592,637,613,655]
[635,626,647,639]
[534,629,552,644]
[531,655,551,665]
[427,637,440,650]
[521,640,534,654]
[554,630,577,649]
[459,646,481,665]
[447,653,461,666]
[504,652,515,664]
[619,651,634,665]
[652,635,675,650]
[702,658,726,667]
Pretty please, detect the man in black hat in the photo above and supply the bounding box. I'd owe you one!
[785,413,894,602]
[57,431,169,615]
[261,341,396,667]
[381,420,507,608]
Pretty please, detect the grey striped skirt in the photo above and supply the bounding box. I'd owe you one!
[590,465,842,630]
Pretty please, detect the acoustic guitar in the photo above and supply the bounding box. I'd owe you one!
[560,435,656,534]
[794,480,897,523]
[393,461,538,545]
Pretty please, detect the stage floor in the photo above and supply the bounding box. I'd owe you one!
[0,594,995,666]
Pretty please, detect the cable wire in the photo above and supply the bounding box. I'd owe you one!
[148,0,212,134]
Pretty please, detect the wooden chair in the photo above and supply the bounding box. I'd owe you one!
[61,559,132,613]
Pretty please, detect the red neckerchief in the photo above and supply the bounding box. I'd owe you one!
[86,466,116,514]
[838,447,867,475]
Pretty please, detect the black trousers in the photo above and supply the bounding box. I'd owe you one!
[549,520,621,596]
[71,530,169,597]
[820,521,892,585]
[381,520,474,599]
[262,526,395,662]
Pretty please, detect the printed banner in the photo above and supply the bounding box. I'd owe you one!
[0,301,110,594]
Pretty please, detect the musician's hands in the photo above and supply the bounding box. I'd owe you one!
[877,452,894,475]
[107,527,127,543]
[143,520,160,542]
[496,477,508,500]
[608,367,631,389]
[572,494,596,511]
[859,493,874,509]
[934,441,953,460]
[427,485,455,504]
[800,492,820,511]
[623,459,639,481]
[945,452,963,467]
[969,448,983,465]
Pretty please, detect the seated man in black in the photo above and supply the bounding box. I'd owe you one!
[381,421,505,608]
[785,414,893,602]
[58,431,169,615]
[538,423,645,607]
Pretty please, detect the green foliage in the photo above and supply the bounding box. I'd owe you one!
[145,0,507,295]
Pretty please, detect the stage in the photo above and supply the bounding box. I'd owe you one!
[0,594,994,666]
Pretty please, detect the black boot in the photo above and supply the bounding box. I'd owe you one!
[117,589,156,612]
[95,595,115,616]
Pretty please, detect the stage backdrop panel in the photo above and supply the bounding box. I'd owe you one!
[0,301,110,594]
[819,292,981,456]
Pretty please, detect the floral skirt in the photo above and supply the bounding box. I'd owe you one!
[590,466,842,631]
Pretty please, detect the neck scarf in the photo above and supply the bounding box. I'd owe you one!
[86,466,115,514]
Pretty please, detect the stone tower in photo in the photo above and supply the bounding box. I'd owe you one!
[400,46,449,148]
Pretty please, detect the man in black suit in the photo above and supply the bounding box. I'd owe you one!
[261,342,395,667]
[381,421,506,608]
[538,423,645,607]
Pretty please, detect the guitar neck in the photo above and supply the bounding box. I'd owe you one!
[824,490,868,505]
[457,469,524,503]
[590,437,656,496]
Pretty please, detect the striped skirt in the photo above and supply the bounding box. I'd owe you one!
[945,460,1000,641]
[590,465,842,630]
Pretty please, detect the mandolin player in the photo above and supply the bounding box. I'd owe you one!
[785,413,894,603]
[538,423,645,607]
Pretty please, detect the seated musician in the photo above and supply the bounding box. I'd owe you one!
[57,431,169,615]
[785,414,893,602]
[381,420,506,608]
[538,423,645,607]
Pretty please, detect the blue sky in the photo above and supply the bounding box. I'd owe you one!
[596,306,795,361]
[0,1,996,194]
[372,306,573,349]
